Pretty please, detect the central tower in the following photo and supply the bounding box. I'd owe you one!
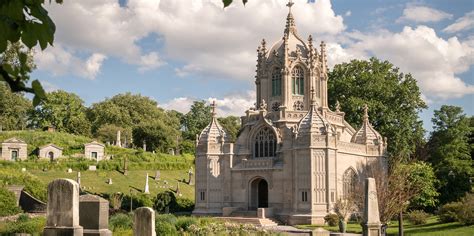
[255,1,328,114]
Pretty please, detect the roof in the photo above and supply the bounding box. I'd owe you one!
[296,90,333,136]
[84,141,105,147]
[351,105,382,145]
[198,101,229,144]
[2,137,27,144]
[39,143,63,150]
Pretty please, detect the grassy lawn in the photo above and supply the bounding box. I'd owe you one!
[296,217,474,236]
[29,169,195,200]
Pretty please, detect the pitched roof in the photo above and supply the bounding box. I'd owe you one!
[2,137,26,144]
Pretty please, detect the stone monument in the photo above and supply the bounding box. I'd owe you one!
[123,157,128,176]
[79,194,112,236]
[155,170,160,180]
[116,130,122,148]
[144,173,150,194]
[188,168,193,185]
[133,207,155,236]
[77,172,81,187]
[363,178,381,236]
[143,141,146,152]
[43,179,83,236]
[108,178,113,185]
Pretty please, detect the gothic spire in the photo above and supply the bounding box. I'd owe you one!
[284,0,297,35]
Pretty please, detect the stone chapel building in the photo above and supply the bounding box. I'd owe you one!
[193,2,387,225]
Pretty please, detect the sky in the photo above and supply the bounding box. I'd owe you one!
[31,0,473,132]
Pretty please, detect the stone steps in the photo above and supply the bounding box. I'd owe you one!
[215,216,279,227]
[230,210,257,217]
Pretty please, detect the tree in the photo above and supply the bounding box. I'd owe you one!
[0,82,32,130]
[182,101,211,140]
[96,124,132,145]
[328,58,427,161]
[218,116,241,142]
[132,120,180,152]
[427,105,473,204]
[30,90,91,136]
[0,0,63,103]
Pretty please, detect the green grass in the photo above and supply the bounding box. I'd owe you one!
[296,217,474,236]
[29,169,195,200]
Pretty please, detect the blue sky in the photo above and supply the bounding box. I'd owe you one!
[32,0,473,132]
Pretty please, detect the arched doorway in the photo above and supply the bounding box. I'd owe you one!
[48,151,54,162]
[249,178,268,210]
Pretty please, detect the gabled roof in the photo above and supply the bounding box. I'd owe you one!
[39,143,63,150]
[2,137,26,144]
[84,141,105,147]
[296,89,333,136]
[351,105,382,145]
[198,101,229,144]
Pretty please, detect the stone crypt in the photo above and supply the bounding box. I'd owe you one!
[193,2,387,225]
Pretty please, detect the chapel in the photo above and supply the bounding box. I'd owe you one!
[193,2,387,224]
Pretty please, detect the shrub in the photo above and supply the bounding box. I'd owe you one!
[3,216,46,234]
[406,210,429,225]
[324,213,339,226]
[175,217,198,231]
[109,213,133,231]
[173,198,194,212]
[457,193,474,225]
[155,222,178,235]
[154,191,176,213]
[438,201,462,223]
[0,187,22,216]
[0,169,47,201]
[155,214,177,225]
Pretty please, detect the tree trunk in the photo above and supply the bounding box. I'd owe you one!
[399,211,404,236]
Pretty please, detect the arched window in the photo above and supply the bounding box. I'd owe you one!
[254,127,277,158]
[272,68,281,96]
[343,168,357,199]
[292,66,304,95]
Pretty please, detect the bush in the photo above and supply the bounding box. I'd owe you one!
[173,198,194,212]
[438,201,462,223]
[175,217,198,231]
[0,169,47,201]
[406,210,429,225]
[0,187,22,216]
[457,193,474,225]
[154,191,176,213]
[155,222,178,236]
[3,216,46,234]
[109,213,133,231]
[324,213,339,226]
[155,214,178,225]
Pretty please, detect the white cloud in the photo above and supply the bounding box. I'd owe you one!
[397,5,452,23]
[443,11,474,33]
[341,26,474,99]
[35,44,106,79]
[159,90,255,117]
[345,11,351,17]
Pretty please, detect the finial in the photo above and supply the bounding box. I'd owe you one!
[284,0,296,35]
[336,100,341,112]
[308,35,313,43]
[211,100,217,118]
[363,104,369,122]
[286,0,294,12]
[310,86,317,107]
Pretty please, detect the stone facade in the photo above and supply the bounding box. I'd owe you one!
[1,137,28,161]
[39,144,63,160]
[84,141,105,161]
[193,3,387,225]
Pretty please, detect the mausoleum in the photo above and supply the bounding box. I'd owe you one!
[84,141,105,161]
[193,2,387,225]
[1,137,28,161]
[38,144,63,161]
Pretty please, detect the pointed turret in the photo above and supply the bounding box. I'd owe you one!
[352,104,382,145]
[284,0,297,36]
[296,87,333,136]
[197,101,229,145]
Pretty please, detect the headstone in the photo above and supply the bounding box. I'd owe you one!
[21,168,26,172]
[116,130,122,147]
[79,194,112,236]
[133,207,155,236]
[123,157,128,176]
[43,179,83,236]
[363,178,381,236]
[108,178,113,185]
[89,166,97,171]
[77,172,81,186]
[144,173,150,194]
[188,168,194,185]
[176,182,180,195]
[143,141,146,151]
[154,171,160,180]
[68,168,73,173]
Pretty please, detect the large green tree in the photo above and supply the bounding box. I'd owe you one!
[30,90,91,136]
[0,82,32,130]
[132,120,180,152]
[218,116,241,142]
[182,101,211,140]
[328,58,427,161]
[427,105,473,204]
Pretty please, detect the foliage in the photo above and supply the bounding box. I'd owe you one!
[333,198,356,222]
[109,213,133,231]
[30,90,91,136]
[182,100,211,140]
[155,214,178,225]
[174,197,195,212]
[3,215,46,234]
[218,116,241,142]
[175,217,199,231]
[96,124,131,145]
[328,58,426,160]
[0,0,63,103]
[406,162,439,210]
[0,169,46,201]
[132,120,180,153]
[0,187,22,216]
[324,213,339,226]
[427,105,473,205]
[109,192,124,210]
[0,82,32,130]
[438,201,462,223]
[154,190,176,213]
[155,221,178,235]
[406,210,429,225]
[457,193,474,225]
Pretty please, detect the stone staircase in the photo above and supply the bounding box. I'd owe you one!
[216,211,279,227]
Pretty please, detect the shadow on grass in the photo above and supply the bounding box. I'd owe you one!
[404,223,465,235]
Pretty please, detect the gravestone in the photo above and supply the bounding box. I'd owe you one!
[116,130,122,148]
[68,168,73,173]
[123,157,128,176]
[188,168,194,185]
[43,179,83,236]
[176,182,180,195]
[79,194,112,236]
[107,178,113,185]
[77,172,81,186]
[144,173,150,194]
[89,166,97,171]
[133,207,155,236]
[154,170,160,180]
[143,141,146,152]
[363,178,381,236]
